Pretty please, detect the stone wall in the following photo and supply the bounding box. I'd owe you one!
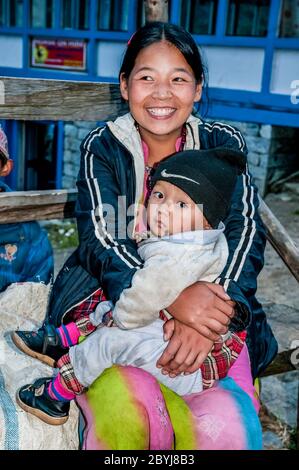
[267,126,299,192]
[62,121,97,188]
[220,120,299,196]
[220,120,272,196]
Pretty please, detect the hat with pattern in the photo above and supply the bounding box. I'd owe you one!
[0,127,9,163]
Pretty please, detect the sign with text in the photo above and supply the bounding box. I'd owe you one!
[31,38,86,71]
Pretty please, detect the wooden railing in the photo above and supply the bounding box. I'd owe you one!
[0,76,298,447]
[1,189,297,379]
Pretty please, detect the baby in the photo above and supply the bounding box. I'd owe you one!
[16,147,247,425]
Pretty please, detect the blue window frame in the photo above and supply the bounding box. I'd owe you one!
[1,0,298,191]
[0,0,298,129]
[0,0,139,80]
[0,119,63,190]
[173,0,299,127]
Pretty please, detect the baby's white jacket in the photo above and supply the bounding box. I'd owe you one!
[112,224,228,329]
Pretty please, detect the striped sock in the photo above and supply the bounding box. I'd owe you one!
[56,323,81,348]
[47,374,76,402]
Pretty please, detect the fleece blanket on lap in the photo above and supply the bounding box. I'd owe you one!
[76,365,262,450]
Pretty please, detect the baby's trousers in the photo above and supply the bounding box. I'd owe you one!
[68,319,203,396]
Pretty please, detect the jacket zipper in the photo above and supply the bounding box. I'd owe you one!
[107,129,139,237]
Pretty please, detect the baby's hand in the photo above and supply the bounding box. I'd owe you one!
[163,318,175,341]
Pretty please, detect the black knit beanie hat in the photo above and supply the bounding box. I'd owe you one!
[151,148,246,228]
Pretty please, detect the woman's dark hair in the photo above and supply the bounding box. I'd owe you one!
[119,22,207,86]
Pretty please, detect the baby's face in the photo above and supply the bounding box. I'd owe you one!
[147,180,210,237]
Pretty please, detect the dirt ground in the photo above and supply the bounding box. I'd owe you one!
[257,191,299,310]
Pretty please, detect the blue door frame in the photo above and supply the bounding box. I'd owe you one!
[0,119,63,190]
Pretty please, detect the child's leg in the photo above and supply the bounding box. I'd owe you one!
[45,325,119,400]
[69,320,203,395]
[55,319,95,348]
[47,353,85,401]
[56,301,113,348]
[41,319,203,406]
[55,322,82,348]
[47,370,77,401]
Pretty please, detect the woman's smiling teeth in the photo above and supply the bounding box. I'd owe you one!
[147,108,176,117]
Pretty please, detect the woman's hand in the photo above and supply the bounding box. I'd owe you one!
[156,319,214,376]
[167,281,235,341]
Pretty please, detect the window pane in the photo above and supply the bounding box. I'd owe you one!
[280,0,299,37]
[112,0,129,31]
[62,0,72,28]
[97,0,112,30]
[77,0,89,29]
[98,0,129,31]
[31,0,55,28]
[0,0,24,27]
[61,0,89,30]
[136,0,145,28]
[181,0,217,35]
[10,0,23,26]
[0,0,6,26]
[25,123,57,190]
[226,0,270,37]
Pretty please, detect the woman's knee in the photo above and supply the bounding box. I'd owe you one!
[85,366,173,450]
[184,379,262,450]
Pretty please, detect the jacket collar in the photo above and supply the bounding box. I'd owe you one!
[107,112,202,177]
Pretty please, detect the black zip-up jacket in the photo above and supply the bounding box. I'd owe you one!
[45,113,277,377]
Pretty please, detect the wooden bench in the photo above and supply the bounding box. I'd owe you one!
[0,76,298,449]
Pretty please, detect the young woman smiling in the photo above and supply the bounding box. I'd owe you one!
[13,22,277,450]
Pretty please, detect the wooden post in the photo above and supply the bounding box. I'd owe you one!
[144,0,168,23]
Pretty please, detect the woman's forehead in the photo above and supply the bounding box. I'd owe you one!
[133,41,193,74]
